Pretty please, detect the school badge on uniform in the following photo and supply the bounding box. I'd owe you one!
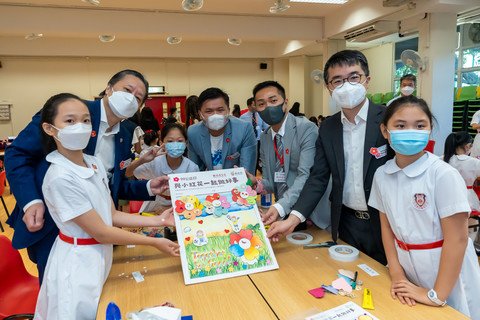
[412,193,428,210]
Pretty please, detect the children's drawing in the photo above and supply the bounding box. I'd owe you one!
[169,168,279,285]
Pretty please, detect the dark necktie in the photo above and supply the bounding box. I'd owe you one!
[252,112,258,137]
[274,134,288,199]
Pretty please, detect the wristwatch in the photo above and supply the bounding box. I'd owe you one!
[427,289,447,306]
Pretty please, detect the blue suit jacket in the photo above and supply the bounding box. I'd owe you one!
[5,99,153,249]
[187,116,257,173]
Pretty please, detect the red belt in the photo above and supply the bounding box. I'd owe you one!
[59,231,100,245]
[467,186,473,189]
[395,237,443,251]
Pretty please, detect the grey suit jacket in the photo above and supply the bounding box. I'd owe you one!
[260,114,331,229]
[187,116,257,173]
[292,101,394,241]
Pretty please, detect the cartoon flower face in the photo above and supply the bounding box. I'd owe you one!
[203,204,215,215]
[239,238,251,250]
[212,199,221,207]
[240,191,249,199]
[185,202,194,211]
[175,200,186,213]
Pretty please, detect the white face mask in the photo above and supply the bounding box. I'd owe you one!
[400,86,415,96]
[52,123,92,151]
[108,90,139,119]
[204,113,228,131]
[331,82,366,110]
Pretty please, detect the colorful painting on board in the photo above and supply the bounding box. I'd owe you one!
[169,168,279,285]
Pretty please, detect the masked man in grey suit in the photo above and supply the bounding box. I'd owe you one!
[267,50,394,265]
[247,81,331,231]
[188,87,257,174]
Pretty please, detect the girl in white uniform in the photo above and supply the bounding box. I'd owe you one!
[126,123,199,213]
[34,93,180,320]
[469,109,480,159]
[368,96,480,319]
[444,131,480,211]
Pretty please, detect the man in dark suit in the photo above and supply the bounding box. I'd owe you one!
[267,50,393,264]
[6,69,168,282]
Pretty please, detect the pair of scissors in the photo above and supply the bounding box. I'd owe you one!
[303,240,337,249]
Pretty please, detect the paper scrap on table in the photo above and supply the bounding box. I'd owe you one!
[332,277,352,293]
[131,271,144,283]
[357,263,379,277]
[308,287,325,298]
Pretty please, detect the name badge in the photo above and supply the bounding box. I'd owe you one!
[369,144,387,159]
[274,171,286,183]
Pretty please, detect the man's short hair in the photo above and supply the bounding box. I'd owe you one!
[247,97,255,106]
[400,74,416,85]
[197,87,230,111]
[252,81,286,100]
[323,50,369,84]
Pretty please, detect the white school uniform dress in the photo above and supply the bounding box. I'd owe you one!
[448,154,480,211]
[133,155,199,212]
[470,110,480,159]
[35,151,113,320]
[369,152,480,319]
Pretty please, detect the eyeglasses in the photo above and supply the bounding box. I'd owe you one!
[328,73,365,89]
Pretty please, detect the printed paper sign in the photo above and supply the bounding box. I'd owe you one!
[169,168,279,285]
[305,301,379,320]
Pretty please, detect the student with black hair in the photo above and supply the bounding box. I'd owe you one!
[187,87,257,173]
[444,132,480,211]
[126,123,199,213]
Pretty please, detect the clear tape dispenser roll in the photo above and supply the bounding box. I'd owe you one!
[286,232,313,245]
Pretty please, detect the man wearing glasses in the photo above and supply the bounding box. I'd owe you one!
[266,50,393,265]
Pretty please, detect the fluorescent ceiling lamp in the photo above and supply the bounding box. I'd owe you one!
[290,0,349,3]
[166,36,182,45]
[99,35,115,43]
[227,38,242,46]
[82,0,100,5]
[25,33,43,40]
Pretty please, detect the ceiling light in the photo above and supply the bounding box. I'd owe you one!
[270,0,290,13]
[166,36,182,45]
[290,0,349,3]
[227,38,242,46]
[182,0,203,11]
[25,33,43,40]
[99,35,115,43]
[82,0,100,5]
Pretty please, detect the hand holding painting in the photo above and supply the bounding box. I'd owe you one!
[169,168,279,285]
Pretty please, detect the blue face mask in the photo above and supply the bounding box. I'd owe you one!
[165,142,186,158]
[388,129,430,155]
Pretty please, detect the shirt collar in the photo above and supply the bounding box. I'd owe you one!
[340,99,369,125]
[46,150,97,179]
[271,113,289,140]
[455,154,470,160]
[100,99,120,135]
[384,152,437,178]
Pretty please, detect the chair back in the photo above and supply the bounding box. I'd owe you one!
[129,200,144,214]
[0,171,6,195]
[0,235,39,318]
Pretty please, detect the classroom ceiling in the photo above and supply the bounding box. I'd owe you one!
[0,0,478,58]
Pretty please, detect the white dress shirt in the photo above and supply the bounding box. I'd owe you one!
[341,99,369,211]
[94,100,120,179]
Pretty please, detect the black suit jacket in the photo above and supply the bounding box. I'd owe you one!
[292,101,394,241]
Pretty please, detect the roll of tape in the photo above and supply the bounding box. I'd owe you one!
[328,245,360,262]
[286,232,313,245]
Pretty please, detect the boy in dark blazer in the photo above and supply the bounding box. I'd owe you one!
[267,50,394,264]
